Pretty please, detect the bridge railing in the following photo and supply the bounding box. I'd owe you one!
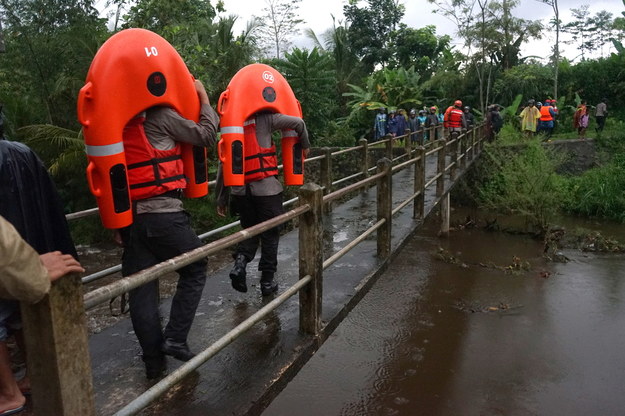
[24,123,485,415]
[74,124,445,285]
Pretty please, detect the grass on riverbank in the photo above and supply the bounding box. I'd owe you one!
[467,125,625,233]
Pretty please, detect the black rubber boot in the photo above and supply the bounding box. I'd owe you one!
[144,354,167,380]
[229,254,248,293]
[260,271,278,296]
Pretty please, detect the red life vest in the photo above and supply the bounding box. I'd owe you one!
[243,118,279,183]
[540,106,554,122]
[447,107,464,128]
[123,115,186,201]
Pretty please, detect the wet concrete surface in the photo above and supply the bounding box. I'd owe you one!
[264,217,625,416]
[82,147,464,415]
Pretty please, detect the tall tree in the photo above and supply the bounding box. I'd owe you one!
[0,0,107,128]
[431,0,541,110]
[537,0,560,100]
[343,0,404,72]
[305,16,365,113]
[254,0,303,59]
[561,5,592,60]
[120,0,217,32]
[273,47,335,142]
[389,25,453,80]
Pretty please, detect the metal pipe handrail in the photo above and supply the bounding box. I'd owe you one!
[322,219,385,270]
[425,144,444,156]
[197,220,241,240]
[83,204,310,309]
[66,207,99,221]
[392,190,421,216]
[391,155,420,173]
[331,145,362,156]
[304,154,325,163]
[323,171,385,204]
[332,171,363,187]
[367,137,387,147]
[113,273,313,416]
[82,264,122,284]
[391,153,408,163]
[424,173,441,190]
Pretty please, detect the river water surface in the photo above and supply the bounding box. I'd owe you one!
[264,217,625,416]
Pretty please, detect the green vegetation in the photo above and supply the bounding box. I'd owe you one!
[478,140,568,231]
[2,0,625,243]
[472,130,625,233]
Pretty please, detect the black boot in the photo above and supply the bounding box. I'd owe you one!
[230,254,248,293]
[161,338,196,362]
[143,354,167,379]
[260,271,278,296]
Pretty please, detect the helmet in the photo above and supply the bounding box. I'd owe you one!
[545,99,551,104]
[454,100,462,107]
[536,102,542,108]
[528,99,535,105]
[389,109,396,114]
[430,106,437,111]
[464,106,470,111]
[409,109,416,115]
[418,110,425,115]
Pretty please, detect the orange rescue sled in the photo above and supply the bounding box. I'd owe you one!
[77,28,208,229]
[217,63,305,186]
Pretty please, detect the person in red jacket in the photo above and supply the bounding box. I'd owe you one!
[444,100,467,140]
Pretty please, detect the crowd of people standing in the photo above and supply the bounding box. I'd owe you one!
[518,97,608,140]
[374,96,610,144]
[373,101,478,144]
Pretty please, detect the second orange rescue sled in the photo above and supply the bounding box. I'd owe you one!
[217,63,305,186]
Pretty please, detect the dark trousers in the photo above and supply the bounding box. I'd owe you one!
[121,211,207,360]
[596,116,606,132]
[232,193,283,274]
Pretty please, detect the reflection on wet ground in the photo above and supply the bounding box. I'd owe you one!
[264,218,625,416]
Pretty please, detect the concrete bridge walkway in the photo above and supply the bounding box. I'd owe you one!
[85,139,478,415]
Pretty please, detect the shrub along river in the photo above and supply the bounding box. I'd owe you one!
[264,212,625,416]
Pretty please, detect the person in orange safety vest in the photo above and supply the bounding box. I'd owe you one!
[117,79,220,380]
[216,112,310,297]
[444,100,467,139]
[539,100,557,140]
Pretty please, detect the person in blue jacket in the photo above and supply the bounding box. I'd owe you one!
[373,107,386,140]
[386,109,398,137]
[394,109,408,143]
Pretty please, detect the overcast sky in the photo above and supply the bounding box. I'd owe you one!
[215,0,624,61]
[95,0,624,61]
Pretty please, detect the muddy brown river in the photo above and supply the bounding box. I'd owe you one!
[264,216,625,416]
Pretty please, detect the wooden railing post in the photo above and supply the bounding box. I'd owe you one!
[359,138,369,180]
[460,133,467,170]
[450,136,458,181]
[384,134,393,160]
[436,139,447,197]
[21,274,95,416]
[440,193,450,237]
[298,183,324,335]
[320,147,332,195]
[414,146,426,219]
[320,147,332,213]
[404,128,412,157]
[469,128,475,161]
[359,138,370,192]
[376,158,392,258]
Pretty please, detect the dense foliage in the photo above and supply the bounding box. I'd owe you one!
[1,0,625,241]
